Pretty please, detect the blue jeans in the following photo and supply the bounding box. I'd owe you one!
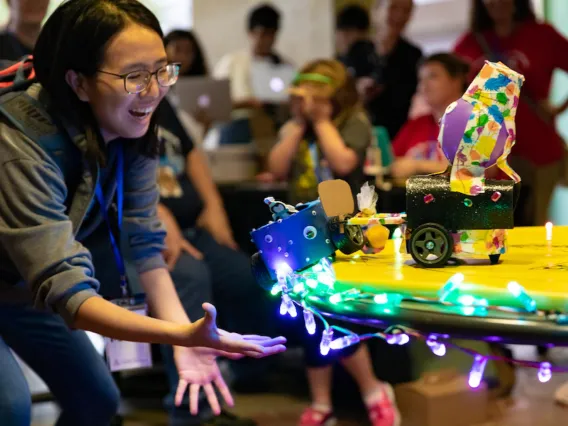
[0,304,120,426]
[159,228,279,425]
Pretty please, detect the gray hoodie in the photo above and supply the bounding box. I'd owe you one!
[0,84,166,325]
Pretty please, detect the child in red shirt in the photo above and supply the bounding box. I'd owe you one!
[390,53,469,179]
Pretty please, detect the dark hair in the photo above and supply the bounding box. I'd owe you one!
[33,0,164,161]
[164,29,208,77]
[247,3,280,31]
[336,5,370,31]
[421,53,470,91]
[470,0,535,32]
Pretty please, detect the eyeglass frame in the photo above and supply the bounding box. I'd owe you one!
[96,62,181,94]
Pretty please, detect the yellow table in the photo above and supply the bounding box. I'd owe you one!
[293,226,568,345]
[332,226,568,312]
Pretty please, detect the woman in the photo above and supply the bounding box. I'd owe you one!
[268,59,399,426]
[164,30,209,77]
[390,53,469,179]
[0,1,285,425]
[454,0,568,225]
[162,29,212,145]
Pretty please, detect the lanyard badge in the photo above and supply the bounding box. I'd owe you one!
[105,297,153,372]
[95,144,153,371]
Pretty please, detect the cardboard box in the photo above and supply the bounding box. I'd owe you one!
[394,369,488,426]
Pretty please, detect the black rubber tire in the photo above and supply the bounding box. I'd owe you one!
[409,223,454,268]
[251,252,275,290]
[489,254,501,265]
[329,219,365,255]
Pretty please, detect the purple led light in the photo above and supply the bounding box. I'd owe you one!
[426,337,446,357]
[538,362,552,383]
[468,355,487,389]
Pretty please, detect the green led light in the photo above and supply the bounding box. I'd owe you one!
[306,279,318,289]
[329,294,342,304]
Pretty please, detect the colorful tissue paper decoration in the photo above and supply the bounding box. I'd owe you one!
[439,61,524,196]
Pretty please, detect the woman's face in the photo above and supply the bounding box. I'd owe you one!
[418,62,463,110]
[75,23,169,142]
[166,38,195,75]
[482,0,515,23]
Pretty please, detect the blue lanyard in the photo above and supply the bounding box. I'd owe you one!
[95,144,128,297]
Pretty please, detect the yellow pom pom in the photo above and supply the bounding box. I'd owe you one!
[366,225,390,249]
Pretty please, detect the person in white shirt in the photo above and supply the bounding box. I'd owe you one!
[213,4,286,144]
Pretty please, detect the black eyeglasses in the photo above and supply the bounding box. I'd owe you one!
[97,63,181,94]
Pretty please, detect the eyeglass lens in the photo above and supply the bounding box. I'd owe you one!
[125,64,180,94]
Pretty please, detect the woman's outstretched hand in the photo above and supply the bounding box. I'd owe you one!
[183,303,287,357]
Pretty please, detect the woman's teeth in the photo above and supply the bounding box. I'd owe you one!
[129,107,154,118]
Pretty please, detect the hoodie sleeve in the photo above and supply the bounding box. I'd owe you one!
[0,158,101,325]
[122,148,167,274]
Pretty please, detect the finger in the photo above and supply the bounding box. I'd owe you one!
[181,240,204,260]
[227,238,239,250]
[242,335,288,345]
[213,351,245,360]
[190,383,200,415]
[257,344,287,357]
[167,248,180,271]
[194,346,245,360]
[174,379,188,407]
[219,336,264,355]
[202,303,217,326]
[204,383,221,415]
[215,376,234,408]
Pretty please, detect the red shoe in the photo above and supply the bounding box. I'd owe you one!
[298,407,337,426]
[367,384,401,426]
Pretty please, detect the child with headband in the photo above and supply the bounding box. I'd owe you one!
[268,59,400,426]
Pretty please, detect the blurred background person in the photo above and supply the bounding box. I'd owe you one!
[366,0,422,141]
[390,53,469,180]
[163,29,212,146]
[213,3,287,145]
[165,29,209,77]
[454,0,568,226]
[0,0,49,59]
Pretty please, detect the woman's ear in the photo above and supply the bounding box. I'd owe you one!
[65,70,90,102]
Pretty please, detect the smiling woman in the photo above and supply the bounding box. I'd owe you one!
[0,1,285,425]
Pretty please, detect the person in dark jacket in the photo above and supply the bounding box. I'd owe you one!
[0,1,285,425]
[336,1,422,140]
[0,0,49,60]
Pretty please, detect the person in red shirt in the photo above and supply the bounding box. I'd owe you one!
[390,53,469,178]
[453,0,568,225]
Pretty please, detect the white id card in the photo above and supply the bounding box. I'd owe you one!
[105,300,153,372]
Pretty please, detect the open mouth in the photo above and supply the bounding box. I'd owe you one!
[128,107,154,120]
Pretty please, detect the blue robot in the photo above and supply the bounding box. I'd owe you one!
[250,197,364,290]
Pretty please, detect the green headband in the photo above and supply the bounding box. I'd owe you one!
[292,72,334,86]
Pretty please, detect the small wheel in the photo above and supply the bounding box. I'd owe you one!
[330,219,365,255]
[409,223,454,268]
[251,252,275,290]
[489,254,501,265]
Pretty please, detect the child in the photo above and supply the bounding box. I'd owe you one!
[390,53,470,179]
[268,59,400,426]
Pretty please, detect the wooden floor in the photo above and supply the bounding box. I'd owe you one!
[31,346,568,426]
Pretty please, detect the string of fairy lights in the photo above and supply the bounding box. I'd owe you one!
[272,225,565,389]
